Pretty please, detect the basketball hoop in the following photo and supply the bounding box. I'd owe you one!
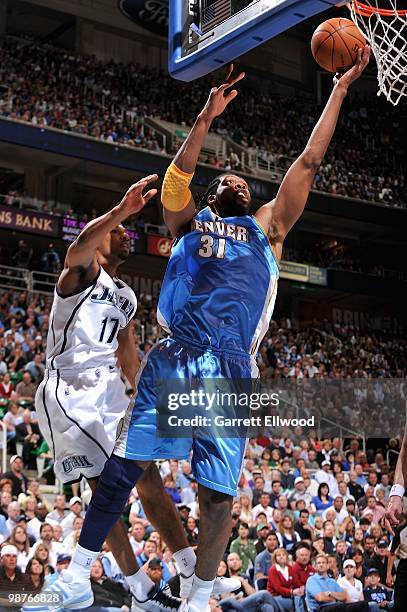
[348,0,407,105]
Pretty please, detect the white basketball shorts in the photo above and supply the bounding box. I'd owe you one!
[35,365,129,483]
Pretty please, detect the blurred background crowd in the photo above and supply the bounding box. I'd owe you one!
[0,36,405,208]
[0,287,405,610]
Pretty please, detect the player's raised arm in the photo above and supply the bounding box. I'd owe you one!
[58,175,157,296]
[255,45,370,259]
[162,64,244,237]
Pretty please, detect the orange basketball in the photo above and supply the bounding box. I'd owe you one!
[311,17,366,73]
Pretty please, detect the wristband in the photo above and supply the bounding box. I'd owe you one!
[390,484,405,498]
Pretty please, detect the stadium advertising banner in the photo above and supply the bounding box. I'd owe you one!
[278,260,327,286]
[0,204,59,236]
[147,234,173,257]
[61,216,138,254]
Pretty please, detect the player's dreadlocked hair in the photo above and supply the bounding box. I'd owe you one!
[198,174,230,212]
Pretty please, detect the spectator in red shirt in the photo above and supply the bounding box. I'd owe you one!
[0,372,14,398]
[291,544,316,589]
[267,548,306,611]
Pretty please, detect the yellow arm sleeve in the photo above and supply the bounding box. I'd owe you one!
[161,162,194,212]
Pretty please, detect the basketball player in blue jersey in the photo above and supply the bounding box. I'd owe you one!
[39,47,371,612]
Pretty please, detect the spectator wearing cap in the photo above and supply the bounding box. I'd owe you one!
[60,496,84,538]
[366,540,394,587]
[313,483,334,513]
[0,543,30,601]
[44,552,71,586]
[306,553,368,612]
[254,531,279,590]
[0,455,28,497]
[178,504,191,527]
[230,522,257,574]
[315,461,337,493]
[146,556,168,591]
[363,568,392,610]
[337,559,365,603]
[289,477,314,510]
[255,523,271,554]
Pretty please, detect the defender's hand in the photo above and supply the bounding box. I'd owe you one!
[119,174,158,217]
[385,495,403,526]
[334,44,371,91]
[202,64,245,121]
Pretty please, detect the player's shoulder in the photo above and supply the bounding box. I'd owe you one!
[114,277,137,304]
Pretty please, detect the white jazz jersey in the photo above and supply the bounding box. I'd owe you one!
[46,266,136,371]
[36,267,137,483]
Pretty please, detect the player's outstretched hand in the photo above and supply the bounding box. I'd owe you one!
[119,174,158,217]
[385,494,403,527]
[334,44,371,91]
[202,63,245,121]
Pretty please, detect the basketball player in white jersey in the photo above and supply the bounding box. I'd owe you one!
[35,174,184,611]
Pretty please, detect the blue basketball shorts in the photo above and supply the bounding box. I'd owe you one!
[114,337,257,497]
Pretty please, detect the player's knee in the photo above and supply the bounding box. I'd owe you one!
[199,488,233,520]
[92,454,144,512]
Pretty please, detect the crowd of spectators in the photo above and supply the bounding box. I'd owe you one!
[0,36,406,209]
[1,284,406,609]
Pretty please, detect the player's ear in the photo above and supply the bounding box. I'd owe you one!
[207,194,216,205]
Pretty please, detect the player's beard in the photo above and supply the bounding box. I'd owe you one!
[216,198,250,217]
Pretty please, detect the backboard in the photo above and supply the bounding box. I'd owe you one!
[169,0,340,80]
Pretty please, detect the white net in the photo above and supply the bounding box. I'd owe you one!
[348,0,407,105]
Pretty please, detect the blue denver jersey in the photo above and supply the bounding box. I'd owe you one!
[157,206,279,354]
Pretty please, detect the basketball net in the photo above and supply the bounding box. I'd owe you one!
[348,0,407,105]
